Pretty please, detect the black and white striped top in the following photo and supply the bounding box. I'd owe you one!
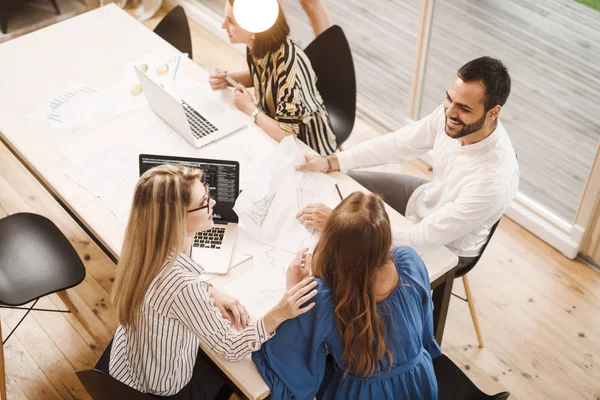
[248,36,337,155]
[109,253,273,396]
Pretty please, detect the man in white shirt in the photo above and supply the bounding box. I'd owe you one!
[296,56,520,269]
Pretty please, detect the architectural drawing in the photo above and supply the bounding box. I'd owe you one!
[247,193,275,227]
[261,245,290,279]
[296,174,322,209]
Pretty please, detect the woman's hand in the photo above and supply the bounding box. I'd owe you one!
[233,86,256,115]
[210,286,250,330]
[296,203,332,231]
[278,276,318,318]
[208,69,229,91]
[263,277,318,334]
[286,248,312,290]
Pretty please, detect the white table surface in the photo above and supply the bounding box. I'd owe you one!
[0,5,458,399]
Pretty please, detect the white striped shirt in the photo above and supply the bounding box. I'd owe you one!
[109,253,273,396]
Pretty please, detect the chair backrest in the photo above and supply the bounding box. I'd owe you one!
[304,25,357,148]
[153,6,193,59]
[455,218,502,278]
[76,369,157,400]
[434,354,510,400]
[77,338,156,400]
[0,213,86,306]
[94,338,113,372]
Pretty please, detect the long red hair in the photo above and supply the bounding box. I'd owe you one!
[312,192,393,378]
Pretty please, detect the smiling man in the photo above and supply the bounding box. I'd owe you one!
[296,57,520,268]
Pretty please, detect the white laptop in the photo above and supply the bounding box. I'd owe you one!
[139,154,240,274]
[134,65,246,148]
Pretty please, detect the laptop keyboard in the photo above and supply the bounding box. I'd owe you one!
[193,226,226,249]
[182,100,218,139]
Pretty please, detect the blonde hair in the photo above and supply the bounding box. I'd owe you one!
[112,165,202,329]
[312,192,393,378]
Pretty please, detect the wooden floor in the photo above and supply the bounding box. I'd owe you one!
[0,0,88,44]
[202,0,600,224]
[1,6,600,400]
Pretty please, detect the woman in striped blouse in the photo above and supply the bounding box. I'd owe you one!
[109,165,318,399]
[209,0,338,156]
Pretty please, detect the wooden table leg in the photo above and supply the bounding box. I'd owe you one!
[431,268,456,345]
[0,319,7,400]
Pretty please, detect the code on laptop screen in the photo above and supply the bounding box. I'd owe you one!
[139,155,239,223]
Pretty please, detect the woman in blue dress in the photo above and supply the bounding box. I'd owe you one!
[252,192,441,399]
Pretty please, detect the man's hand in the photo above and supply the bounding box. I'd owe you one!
[209,286,250,330]
[296,203,332,231]
[295,154,329,173]
[286,248,312,290]
[296,153,339,173]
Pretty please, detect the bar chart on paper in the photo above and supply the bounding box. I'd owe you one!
[29,83,100,129]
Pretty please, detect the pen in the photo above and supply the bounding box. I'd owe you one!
[215,68,241,88]
[335,183,344,201]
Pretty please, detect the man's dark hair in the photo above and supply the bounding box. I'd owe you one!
[457,57,511,111]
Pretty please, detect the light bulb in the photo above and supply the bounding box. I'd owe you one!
[233,0,279,33]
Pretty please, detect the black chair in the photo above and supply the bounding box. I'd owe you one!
[0,213,86,400]
[304,25,357,149]
[434,354,510,400]
[153,6,193,59]
[78,340,233,400]
[1,0,60,34]
[452,218,502,348]
[77,339,157,400]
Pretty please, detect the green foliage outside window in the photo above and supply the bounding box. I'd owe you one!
[576,0,600,12]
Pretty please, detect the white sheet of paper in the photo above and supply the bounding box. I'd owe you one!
[225,273,285,318]
[225,244,295,317]
[229,222,260,268]
[252,244,296,284]
[58,107,201,225]
[29,83,103,129]
[233,137,338,252]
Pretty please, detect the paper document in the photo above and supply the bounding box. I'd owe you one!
[58,107,201,226]
[229,223,260,268]
[225,244,295,317]
[225,272,285,318]
[233,137,338,252]
[29,54,187,130]
[29,83,103,129]
[130,53,187,96]
[252,244,296,282]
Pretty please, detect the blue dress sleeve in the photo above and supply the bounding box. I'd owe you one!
[252,280,333,400]
[392,246,442,358]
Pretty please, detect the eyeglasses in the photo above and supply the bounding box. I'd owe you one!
[187,182,211,214]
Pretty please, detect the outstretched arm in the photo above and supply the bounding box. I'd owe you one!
[300,0,332,36]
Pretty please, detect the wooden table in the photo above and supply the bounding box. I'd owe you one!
[0,5,458,399]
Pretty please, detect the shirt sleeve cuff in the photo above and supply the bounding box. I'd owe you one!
[278,121,300,135]
[391,226,411,246]
[251,317,275,351]
[336,150,355,172]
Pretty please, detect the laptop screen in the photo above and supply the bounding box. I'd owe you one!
[139,154,240,223]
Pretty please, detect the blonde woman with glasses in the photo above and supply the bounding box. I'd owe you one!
[109,165,318,400]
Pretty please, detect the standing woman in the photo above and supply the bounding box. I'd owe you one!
[209,0,338,155]
[109,165,317,399]
[252,192,441,400]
